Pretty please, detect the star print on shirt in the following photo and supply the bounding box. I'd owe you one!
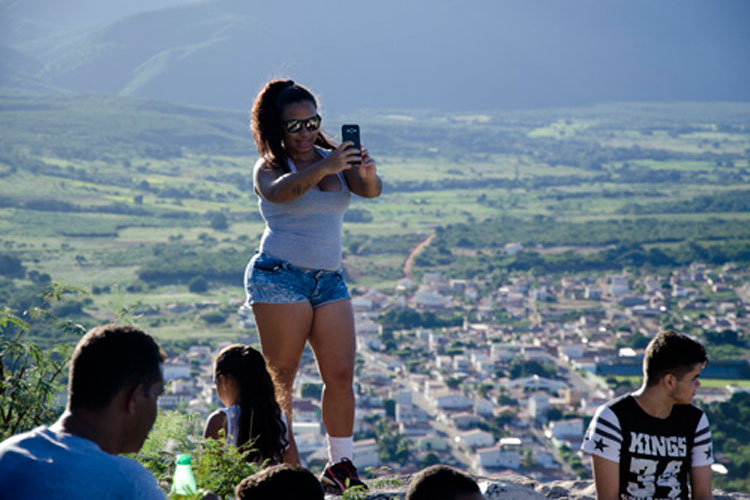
[594,438,607,452]
[705,446,712,459]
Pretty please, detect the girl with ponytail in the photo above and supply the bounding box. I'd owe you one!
[203,344,293,464]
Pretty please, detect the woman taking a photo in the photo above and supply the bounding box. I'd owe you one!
[245,79,381,492]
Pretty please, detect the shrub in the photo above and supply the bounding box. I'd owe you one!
[0,253,25,278]
[132,410,262,499]
[200,311,225,324]
[188,277,209,293]
[0,284,86,440]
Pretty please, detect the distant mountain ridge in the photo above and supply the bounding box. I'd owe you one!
[1,0,749,113]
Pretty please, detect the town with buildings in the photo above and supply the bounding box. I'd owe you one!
[158,260,750,480]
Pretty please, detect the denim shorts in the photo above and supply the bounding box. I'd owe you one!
[244,251,350,308]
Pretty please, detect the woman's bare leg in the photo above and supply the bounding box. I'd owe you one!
[308,299,356,437]
[252,301,313,464]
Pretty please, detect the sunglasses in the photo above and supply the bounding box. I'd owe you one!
[282,114,322,133]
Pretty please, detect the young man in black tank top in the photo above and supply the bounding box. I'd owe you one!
[581,330,713,500]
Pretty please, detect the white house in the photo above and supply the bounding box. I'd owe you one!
[558,344,584,361]
[353,439,380,468]
[490,344,520,362]
[432,390,474,411]
[351,296,374,311]
[504,242,524,255]
[296,431,326,455]
[414,288,452,308]
[418,435,450,452]
[609,275,630,297]
[505,375,567,393]
[390,389,413,406]
[473,445,520,470]
[475,359,497,374]
[163,362,191,380]
[355,317,380,335]
[188,345,211,358]
[521,345,548,361]
[396,403,429,424]
[453,355,471,372]
[399,421,432,437]
[428,332,446,351]
[548,418,584,440]
[456,429,494,449]
[362,336,383,351]
[474,398,495,417]
[470,352,490,369]
[424,381,447,398]
[292,399,319,422]
[528,394,550,420]
[415,328,433,340]
[451,412,481,429]
[533,449,558,469]
[435,356,453,370]
[585,286,602,301]
[295,421,323,435]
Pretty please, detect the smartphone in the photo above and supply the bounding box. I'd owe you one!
[341,124,361,165]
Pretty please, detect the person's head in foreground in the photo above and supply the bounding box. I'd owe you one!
[66,323,166,452]
[641,329,708,404]
[234,464,324,500]
[406,464,485,500]
[0,324,166,499]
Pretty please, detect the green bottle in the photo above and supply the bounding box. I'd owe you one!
[170,453,198,497]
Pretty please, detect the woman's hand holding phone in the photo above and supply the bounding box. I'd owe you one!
[322,142,360,175]
[358,147,377,183]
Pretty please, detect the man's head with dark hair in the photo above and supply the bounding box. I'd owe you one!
[69,324,166,411]
[406,465,484,500]
[235,464,324,499]
[643,330,708,387]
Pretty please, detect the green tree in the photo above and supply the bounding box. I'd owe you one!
[384,399,396,420]
[200,312,226,325]
[0,284,86,440]
[374,418,412,466]
[188,276,208,293]
[421,452,440,468]
[0,253,25,278]
[301,382,322,400]
[207,212,228,231]
[508,358,557,379]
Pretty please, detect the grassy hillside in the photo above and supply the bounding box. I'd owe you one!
[1,90,749,344]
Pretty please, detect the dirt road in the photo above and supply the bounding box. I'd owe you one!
[402,232,435,280]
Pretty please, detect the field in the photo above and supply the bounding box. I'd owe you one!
[1,90,750,346]
[612,376,750,389]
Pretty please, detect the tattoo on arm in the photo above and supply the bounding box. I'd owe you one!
[292,181,315,197]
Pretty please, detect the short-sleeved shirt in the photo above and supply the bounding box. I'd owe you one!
[581,395,713,500]
[0,426,164,499]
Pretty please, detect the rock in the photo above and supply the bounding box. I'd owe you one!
[533,480,595,500]
[481,479,545,499]
[323,473,750,499]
